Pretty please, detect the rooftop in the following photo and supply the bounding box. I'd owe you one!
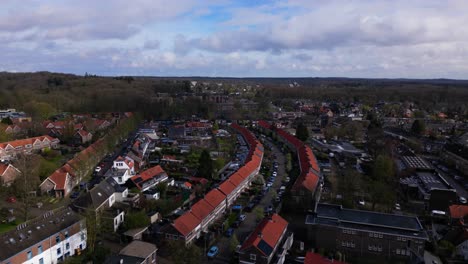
[240,214,288,256]
[401,156,432,170]
[0,207,83,261]
[306,204,428,239]
[119,240,157,259]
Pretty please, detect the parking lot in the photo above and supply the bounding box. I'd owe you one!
[206,139,287,263]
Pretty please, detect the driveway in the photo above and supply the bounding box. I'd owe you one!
[206,139,287,264]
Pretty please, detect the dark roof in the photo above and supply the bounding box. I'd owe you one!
[73,177,124,210]
[0,207,83,261]
[104,254,145,264]
[306,203,428,239]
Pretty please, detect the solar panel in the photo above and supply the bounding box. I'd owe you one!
[257,239,273,256]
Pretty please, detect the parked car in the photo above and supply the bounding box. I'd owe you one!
[95,166,102,172]
[70,192,80,199]
[6,196,16,203]
[232,220,241,228]
[225,228,234,237]
[245,203,255,212]
[207,246,219,258]
[284,177,290,183]
[460,196,467,204]
[454,175,463,181]
[238,214,246,222]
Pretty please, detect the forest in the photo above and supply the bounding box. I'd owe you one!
[1,72,468,120]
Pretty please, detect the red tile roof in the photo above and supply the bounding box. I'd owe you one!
[449,205,468,220]
[0,135,59,149]
[204,189,226,208]
[304,252,347,264]
[261,123,320,194]
[47,169,69,191]
[218,180,237,196]
[190,199,214,221]
[0,163,8,175]
[173,212,201,237]
[240,214,288,256]
[130,165,166,190]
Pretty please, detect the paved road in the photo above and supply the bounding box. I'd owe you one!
[207,139,287,263]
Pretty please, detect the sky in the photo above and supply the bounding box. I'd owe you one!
[1,0,468,78]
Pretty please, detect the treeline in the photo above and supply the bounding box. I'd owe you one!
[1,72,468,120]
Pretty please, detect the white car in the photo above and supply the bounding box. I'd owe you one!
[358,199,365,206]
[460,197,467,204]
[95,166,102,172]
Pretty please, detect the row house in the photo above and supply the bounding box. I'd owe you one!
[0,135,59,160]
[40,139,106,198]
[161,124,264,246]
[258,121,321,212]
[0,208,87,264]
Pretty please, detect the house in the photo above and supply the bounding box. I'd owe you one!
[0,163,20,186]
[258,121,321,212]
[0,135,60,160]
[94,119,112,131]
[0,207,87,264]
[160,123,263,246]
[104,156,136,185]
[130,165,168,192]
[74,130,93,144]
[143,189,160,200]
[238,214,292,264]
[304,252,347,264]
[73,177,128,212]
[39,164,75,198]
[306,204,428,262]
[104,240,157,264]
[445,205,468,260]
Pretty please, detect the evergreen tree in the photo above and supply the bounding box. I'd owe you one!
[198,149,214,179]
[411,119,426,135]
[296,122,309,142]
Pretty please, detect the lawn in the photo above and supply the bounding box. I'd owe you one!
[0,221,22,234]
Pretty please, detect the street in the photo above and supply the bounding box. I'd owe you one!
[207,139,287,264]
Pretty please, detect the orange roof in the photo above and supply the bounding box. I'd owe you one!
[218,180,237,196]
[229,173,244,186]
[48,169,69,190]
[0,163,9,174]
[204,189,226,208]
[449,205,468,219]
[240,214,288,256]
[0,135,58,149]
[130,165,166,190]
[173,212,201,237]
[190,199,214,221]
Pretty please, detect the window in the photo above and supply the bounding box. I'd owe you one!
[57,248,62,255]
[65,231,69,238]
[396,249,401,255]
[81,233,85,241]
[27,251,32,260]
[120,214,123,221]
[118,176,122,182]
[39,258,44,264]
[250,254,256,261]
[38,245,43,254]
[66,243,70,250]
[56,235,61,243]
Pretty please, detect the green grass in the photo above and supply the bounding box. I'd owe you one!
[0,221,21,234]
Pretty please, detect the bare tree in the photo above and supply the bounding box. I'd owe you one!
[12,153,41,221]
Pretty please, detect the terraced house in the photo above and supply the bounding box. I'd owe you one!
[0,208,86,264]
[0,135,59,161]
[160,124,264,246]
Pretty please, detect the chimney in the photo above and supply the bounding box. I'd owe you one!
[258,232,263,239]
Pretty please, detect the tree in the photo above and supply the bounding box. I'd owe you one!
[156,182,168,200]
[296,122,309,142]
[411,119,426,135]
[198,149,214,179]
[230,234,240,252]
[12,153,41,221]
[124,211,150,230]
[23,101,56,120]
[371,155,395,183]
[1,117,13,125]
[253,207,264,221]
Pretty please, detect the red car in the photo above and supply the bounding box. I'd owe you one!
[6,196,17,203]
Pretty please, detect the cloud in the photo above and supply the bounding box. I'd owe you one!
[1,0,468,78]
